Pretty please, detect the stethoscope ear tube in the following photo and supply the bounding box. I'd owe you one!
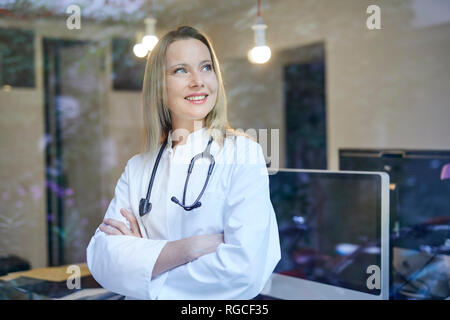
[139,198,152,217]
[139,138,167,217]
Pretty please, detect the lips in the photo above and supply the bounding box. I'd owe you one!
[185,93,209,99]
[185,94,208,104]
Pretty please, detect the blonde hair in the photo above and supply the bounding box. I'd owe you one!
[141,25,238,155]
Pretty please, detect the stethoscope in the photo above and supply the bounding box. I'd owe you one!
[139,135,215,216]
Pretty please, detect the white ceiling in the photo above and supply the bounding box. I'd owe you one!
[0,0,261,25]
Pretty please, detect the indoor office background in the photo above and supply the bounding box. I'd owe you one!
[0,0,449,300]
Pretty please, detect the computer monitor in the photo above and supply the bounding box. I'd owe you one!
[339,149,450,252]
[262,169,390,300]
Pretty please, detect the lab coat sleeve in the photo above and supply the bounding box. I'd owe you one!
[157,141,281,299]
[86,155,169,300]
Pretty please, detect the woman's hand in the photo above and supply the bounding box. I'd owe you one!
[99,208,142,238]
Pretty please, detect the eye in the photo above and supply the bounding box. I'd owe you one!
[202,64,212,71]
[174,67,186,74]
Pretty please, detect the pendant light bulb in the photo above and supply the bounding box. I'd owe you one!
[133,31,147,58]
[142,17,159,52]
[133,43,148,58]
[248,45,271,64]
[248,16,271,64]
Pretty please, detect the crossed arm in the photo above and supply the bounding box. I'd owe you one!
[99,208,224,279]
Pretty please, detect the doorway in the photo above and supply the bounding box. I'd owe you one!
[283,43,327,169]
[43,38,107,266]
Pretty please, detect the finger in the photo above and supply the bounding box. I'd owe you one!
[103,218,130,235]
[120,209,142,237]
[103,218,131,236]
[99,223,122,236]
[120,209,134,230]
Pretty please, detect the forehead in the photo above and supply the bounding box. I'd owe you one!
[166,38,212,65]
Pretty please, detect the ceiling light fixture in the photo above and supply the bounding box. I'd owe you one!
[133,31,147,58]
[133,0,158,58]
[142,17,159,52]
[248,0,271,64]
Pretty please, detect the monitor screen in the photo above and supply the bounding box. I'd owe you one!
[265,169,389,299]
[339,149,450,251]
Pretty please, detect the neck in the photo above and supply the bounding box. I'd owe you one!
[171,119,206,147]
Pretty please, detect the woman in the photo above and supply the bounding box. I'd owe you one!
[86,26,280,300]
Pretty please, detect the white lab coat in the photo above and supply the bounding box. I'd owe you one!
[86,127,281,299]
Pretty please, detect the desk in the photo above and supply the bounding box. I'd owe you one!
[0,263,122,300]
[0,263,91,282]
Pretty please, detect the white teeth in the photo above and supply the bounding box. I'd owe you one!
[186,95,207,101]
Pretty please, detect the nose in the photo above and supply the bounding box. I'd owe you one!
[189,71,205,88]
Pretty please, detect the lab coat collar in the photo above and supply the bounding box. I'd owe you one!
[167,127,210,158]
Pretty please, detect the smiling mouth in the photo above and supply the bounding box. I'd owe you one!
[185,94,208,100]
[185,95,209,104]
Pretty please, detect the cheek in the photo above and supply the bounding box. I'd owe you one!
[208,76,219,95]
[166,79,184,109]
[166,79,180,97]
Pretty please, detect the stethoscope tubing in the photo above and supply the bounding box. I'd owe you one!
[139,134,214,216]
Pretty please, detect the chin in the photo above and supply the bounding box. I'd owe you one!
[184,107,214,119]
[186,113,210,122]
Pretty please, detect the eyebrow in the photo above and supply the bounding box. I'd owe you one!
[169,60,212,69]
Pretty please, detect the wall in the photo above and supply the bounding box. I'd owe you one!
[201,0,450,169]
